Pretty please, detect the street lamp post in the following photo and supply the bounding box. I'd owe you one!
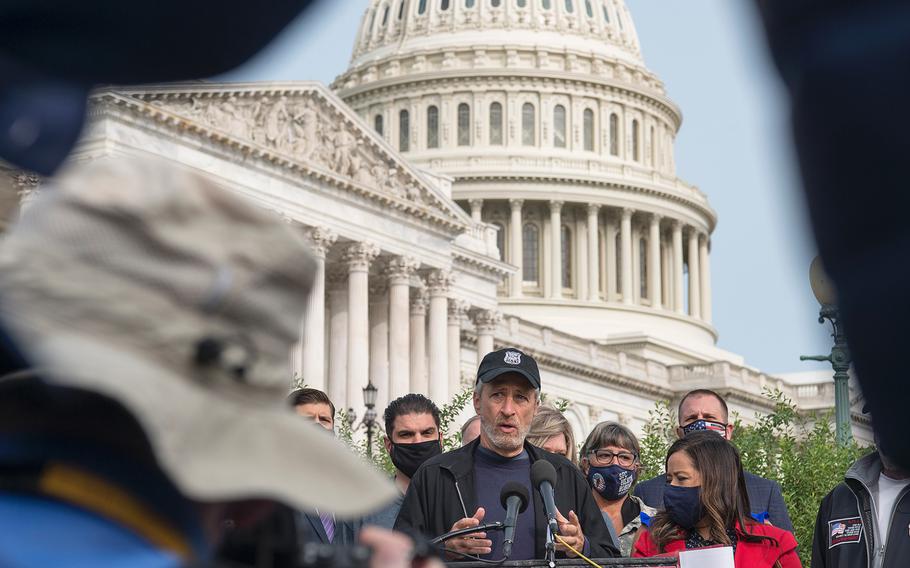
[362,381,378,457]
[800,257,852,446]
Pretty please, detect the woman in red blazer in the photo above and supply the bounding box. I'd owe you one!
[633,431,801,568]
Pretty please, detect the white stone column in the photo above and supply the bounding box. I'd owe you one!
[409,286,428,394]
[672,221,684,314]
[586,205,600,301]
[648,215,662,309]
[549,200,563,299]
[620,208,633,305]
[427,269,453,404]
[326,271,348,409]
[469,198,484,223]
[369,284,390,413]
[447,300,468,396]
[509,199,524,297]
[387,256,419,400]
[700,235,713,324]
[299,227,336,391]
[344,242,379,418]
[474,310,500,362]
[605,215,617,301]
[687,229,701,318]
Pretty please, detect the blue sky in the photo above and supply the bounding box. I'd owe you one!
[225,0,833,375]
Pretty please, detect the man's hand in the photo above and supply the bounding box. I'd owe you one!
[554,509,585,557]
[359,526,446,568]
[445,507,492,559]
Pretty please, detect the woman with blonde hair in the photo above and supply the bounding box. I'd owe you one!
[579,421,656,556]
[526,405,577,464]
[633,431,800,567]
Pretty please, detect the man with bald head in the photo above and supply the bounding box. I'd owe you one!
[633,388,793,531]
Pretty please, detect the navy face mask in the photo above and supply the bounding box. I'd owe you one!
[663,484,703,529]
[587,465,637,501]
[681,419,727,437]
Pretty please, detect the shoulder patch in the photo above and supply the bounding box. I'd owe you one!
[828,516,863,548]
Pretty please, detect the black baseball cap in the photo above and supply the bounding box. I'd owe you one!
[476,348,541,390]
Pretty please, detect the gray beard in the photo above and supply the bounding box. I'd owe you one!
[480,419,530,454]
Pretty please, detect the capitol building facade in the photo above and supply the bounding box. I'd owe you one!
[5,0,869,440]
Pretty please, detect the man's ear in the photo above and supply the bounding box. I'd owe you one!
[725,423,734,441]
[580,457,589,475]
[473,390,481,414]
[384,435,393,455]
[675,426,685,440]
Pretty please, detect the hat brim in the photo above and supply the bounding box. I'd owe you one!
[477,367,540,390]
[26,331,396,518]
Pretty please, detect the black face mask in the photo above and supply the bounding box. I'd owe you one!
[390,439,442,478]
[663,484,703,529]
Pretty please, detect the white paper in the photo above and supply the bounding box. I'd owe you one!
[678,546,735,568]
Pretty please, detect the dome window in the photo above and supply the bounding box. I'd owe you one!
[399,0,406,19]
[541,0,552,9]
[491,0,502,8]
[457,103,471,146]
[374,114,384,136]
[522,103,536,146]
[517,0,528,7]
[632,119,640,162]
[564,0,574,13]
[601,2,609,22]
[561,225,573,289]
[553,105,567,149]
[489,102,503,145]
[583,109,595,151]
[465,0,476,7]
[427,105,439,149]
[640,236,649,299]
[382,4,390,26]
[418,0,427,15]
[585,0,593,18]
[399,109,410,152]
[609,113,619,156]
[522,223,540,284]
[441,0,450,10]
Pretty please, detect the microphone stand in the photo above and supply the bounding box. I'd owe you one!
[430,521,504,545]
[544,524,557,568]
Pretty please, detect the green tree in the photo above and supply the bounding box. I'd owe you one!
[638,391,871,566]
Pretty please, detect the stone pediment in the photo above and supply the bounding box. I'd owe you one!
[92,82,470,232]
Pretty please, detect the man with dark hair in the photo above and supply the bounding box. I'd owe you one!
[289,387,335,431]
[363,394,443,529]
[395,348,618,561]
[633,388,793,531]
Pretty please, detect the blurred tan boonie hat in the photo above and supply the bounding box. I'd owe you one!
[0,157,395,516]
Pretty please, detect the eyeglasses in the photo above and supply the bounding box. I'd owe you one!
[588,449,636,467]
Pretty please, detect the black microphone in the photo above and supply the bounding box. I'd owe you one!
[499,481,530,559]
[530,460,559,538]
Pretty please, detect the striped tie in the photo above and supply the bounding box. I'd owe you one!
[319,510,335,543]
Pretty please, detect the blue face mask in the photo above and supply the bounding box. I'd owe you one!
[663,484,703,529]
[681,419,727,437]
[587,465,636,501]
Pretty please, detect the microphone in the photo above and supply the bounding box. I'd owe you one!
[499,481,530,559]
[530,460,559,538]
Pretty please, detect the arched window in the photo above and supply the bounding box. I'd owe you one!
[650,125,656,165]
[522,103,536,146]
[369,9,378,34]
[374,114,384,136]
[491,0,502,7]
[465,0,476,6]
[418,0,427,14]
[553,105,567,148]
[583,108,595,151]
[441,0,451,10]
[399,1,406,19]
[492,222,506,259]
[489,102,503,145]
[542,0,552,8]
[399,109,410,152]
[561,225,572,288]
[564,0,574,13]
[609,113,619,156]
[614,232,622,292]
[602,3,610,22]
[457,103,471,146]
[585,0,593,18]
[617,9,624,30]
[382,4,390,25]
[632,119,640,161]
[427,105,439,149]
[517,0,528,7]
[522,224,540,284]
[639,236,648,298]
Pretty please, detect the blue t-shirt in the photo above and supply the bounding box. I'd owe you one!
[473,446,537,561]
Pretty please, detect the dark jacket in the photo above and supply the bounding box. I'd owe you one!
[812,452,910,568]
[394,439,618,559]
[634,470,794,532]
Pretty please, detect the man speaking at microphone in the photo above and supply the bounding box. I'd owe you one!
[395,348,617,561]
